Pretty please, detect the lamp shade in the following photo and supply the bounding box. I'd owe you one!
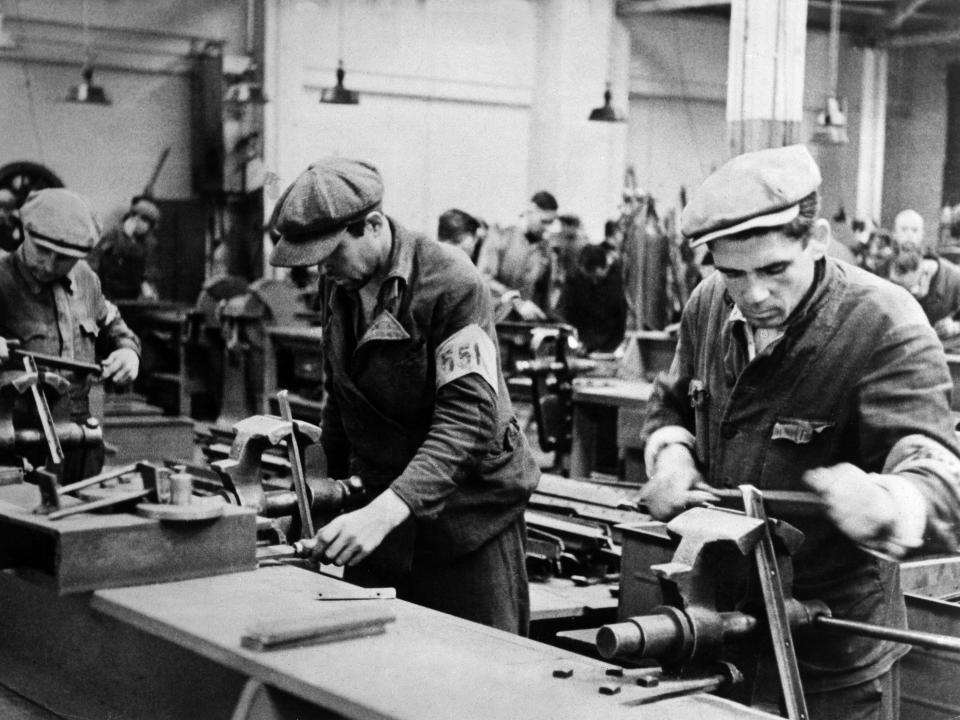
[66,64,110,105]
[588,85,624,123]
[320,61,359,105]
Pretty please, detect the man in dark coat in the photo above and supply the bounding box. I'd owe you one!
[269,158,539,634]
[640,145,960,719]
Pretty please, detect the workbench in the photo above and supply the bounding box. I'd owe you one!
[568,377,653,482]
[0,563,776,720]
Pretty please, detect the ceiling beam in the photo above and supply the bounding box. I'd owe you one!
[615,0,729,16]
[885,0,933,31]
[885,24,960,47]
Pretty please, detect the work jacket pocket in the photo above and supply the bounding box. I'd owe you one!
[761,417,837,489]
[770,418,834,444]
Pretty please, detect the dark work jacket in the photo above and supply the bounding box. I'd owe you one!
[0,250,140,420]
[320,220,539,570]
[918,256,960,325]
[88,225,160,300]
[643,257,960,692]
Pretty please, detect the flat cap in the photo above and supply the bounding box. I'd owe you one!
[269,157,383,267]
[682,144,821,247]
[21,188,101,258]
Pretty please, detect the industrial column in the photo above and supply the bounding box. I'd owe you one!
[726,0,808,156]
[528,0,629,234]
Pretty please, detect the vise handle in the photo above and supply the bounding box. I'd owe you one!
[4,339,103,376]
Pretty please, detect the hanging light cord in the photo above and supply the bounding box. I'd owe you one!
[337,0,345,64]
[828,0,841,97]
[11,0,45,161]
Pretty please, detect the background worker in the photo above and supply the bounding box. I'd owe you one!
[639,145,960,720]
[478,190,558,321]
[0,189,141,482]
[88,195,162,300]
[891,208,926,253]
[554,242,626,353]
[437,207,483,265]
[888,243,960,349]
[269,158,539,634]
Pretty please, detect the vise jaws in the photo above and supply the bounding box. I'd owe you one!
[210,413,364,541]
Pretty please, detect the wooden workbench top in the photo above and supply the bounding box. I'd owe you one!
[91,564,766,720]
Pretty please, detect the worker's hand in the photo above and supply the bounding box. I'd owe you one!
[139,281,158,301]
[514,298,547,322]
[0,337,8,364]
[311,489,412,567]
[802,463,923,558]
[640,444,715,520]
[934,316,960,339]
[102,348,140,385]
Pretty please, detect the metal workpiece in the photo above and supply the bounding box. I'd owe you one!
[597,607,758,662]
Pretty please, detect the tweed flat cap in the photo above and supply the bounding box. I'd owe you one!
[682,145,822,247]
[269,158,383,267]
[21,188,101,258]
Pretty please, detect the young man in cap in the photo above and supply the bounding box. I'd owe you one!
[639,144,960,719]
[0,188,141,482]
[269,158,539,634]
[477,190,559,320]
[88,195,162,300]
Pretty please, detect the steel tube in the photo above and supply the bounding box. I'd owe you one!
[816,616,960,654]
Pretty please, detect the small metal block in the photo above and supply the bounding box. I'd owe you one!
[636,676,659,687]
[605,667,624,677]
[552,667,574,679]
[599,683,621,695]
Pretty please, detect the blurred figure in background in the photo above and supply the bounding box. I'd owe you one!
[88,195,162,300]
[437,208,483,265]
[888,243,960,349]
[555,243,626,354]
[892,208,926,253]
[478,190,558,321]
[0,188,22,253]
[549,214,588,311]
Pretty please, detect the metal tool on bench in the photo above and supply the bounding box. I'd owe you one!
[33,461,168,519]
[597,487,960,715]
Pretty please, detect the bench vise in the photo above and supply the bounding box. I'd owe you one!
[210,414,365,541]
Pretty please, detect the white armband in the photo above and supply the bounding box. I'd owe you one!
[435,324,499,395]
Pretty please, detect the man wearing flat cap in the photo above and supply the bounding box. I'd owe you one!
[88,194,162,300]
[640,144,960,719]
[0,188,141,482]
[270,158,538,634]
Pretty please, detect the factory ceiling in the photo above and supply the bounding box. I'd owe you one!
[616,0,960,48]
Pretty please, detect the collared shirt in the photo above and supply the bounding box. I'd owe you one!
[642,256,960,691]
[0,250,140,418]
